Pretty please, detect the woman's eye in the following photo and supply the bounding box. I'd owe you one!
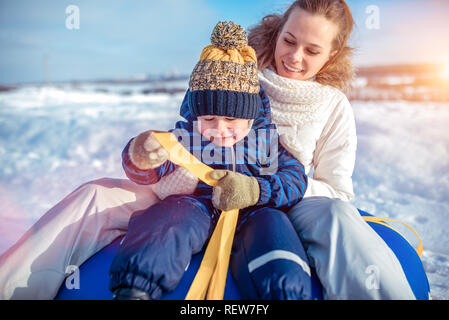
[225,118,236,121]
[284,37,294,45]
[307,49,320,55]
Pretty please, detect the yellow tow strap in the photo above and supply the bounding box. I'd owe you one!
[151,131,424,299]
[152,131,239,300]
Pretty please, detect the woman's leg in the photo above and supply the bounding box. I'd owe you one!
[109,195,213,299]
[287,196,416,300]
[231,207,312,300]
[0,178,159,300]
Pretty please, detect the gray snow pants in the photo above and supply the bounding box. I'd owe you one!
[286,196,416,299]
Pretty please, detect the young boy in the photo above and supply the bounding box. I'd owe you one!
[109,22,311,300]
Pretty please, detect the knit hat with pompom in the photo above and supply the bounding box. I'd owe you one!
[188,21,261,119]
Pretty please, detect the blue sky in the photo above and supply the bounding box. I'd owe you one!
[1,0,448,84]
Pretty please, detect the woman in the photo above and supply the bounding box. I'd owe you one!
[248,0,414,299]
[0,0,415,299]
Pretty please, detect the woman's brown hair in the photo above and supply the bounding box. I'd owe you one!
[248,0,355,91]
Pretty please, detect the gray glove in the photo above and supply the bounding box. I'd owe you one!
[209,170,260,211]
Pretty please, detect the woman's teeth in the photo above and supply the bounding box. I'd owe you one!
[283,61,303,73]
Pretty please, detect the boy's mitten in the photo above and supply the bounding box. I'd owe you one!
[156,166,199,200]
[209,170,260,211]
[129,130,168,170]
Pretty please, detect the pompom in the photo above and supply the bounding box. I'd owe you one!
[210,21,248,51]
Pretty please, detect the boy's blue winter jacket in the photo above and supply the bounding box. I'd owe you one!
[122,88,308,213]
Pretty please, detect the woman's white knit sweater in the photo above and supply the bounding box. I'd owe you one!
[258,68,357,201]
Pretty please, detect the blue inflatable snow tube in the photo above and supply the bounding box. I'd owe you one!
[55,209,430,300]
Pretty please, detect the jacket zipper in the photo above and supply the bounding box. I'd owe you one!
[231,145,236,173]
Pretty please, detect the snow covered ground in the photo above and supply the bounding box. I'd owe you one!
[0,83,448,299]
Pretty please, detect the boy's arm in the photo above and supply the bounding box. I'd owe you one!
[122,137,176,185]
[251,86,307,209]
[210,146,308,212]
[255,146,308,211]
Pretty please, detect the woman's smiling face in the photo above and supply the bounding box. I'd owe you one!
[274,7,339,81]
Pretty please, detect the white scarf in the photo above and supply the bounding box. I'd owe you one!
[258,68,336,127]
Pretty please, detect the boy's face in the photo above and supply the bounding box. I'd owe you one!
[197,115,251,147]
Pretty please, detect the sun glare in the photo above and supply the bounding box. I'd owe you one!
[442,64,449,80]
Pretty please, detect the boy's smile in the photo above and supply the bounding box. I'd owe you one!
[197,115,252,147]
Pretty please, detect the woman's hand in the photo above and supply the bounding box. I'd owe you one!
[128,130,169,170]
[209,170,260,211]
